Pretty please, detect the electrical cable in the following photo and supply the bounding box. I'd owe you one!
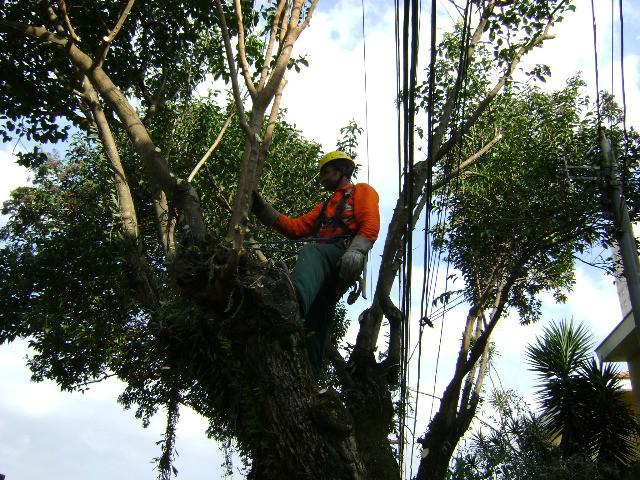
[590,0,602,130]
[618,0,629,194]
[359,0,374,301]
[427,0,472,424]
[361,0,371,186]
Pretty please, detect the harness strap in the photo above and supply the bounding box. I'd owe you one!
[312,187,356,239]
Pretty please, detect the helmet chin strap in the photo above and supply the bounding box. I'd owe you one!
[327,172,347,191]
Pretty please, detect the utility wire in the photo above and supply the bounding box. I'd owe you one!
[361,0,371,186]
[618,0,629,193]
[360,0,374,300]
[590,0,602,130]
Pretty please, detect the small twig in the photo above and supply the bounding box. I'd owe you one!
[57,0,81,42]
[94,0,136,68]
[188,107,236,182]
[70,373,116,390]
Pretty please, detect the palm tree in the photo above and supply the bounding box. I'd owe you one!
[525,319,640,467]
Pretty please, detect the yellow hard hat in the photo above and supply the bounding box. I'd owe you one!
[318,151,355,171]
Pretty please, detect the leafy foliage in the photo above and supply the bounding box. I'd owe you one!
[526,320,640,466]
[449,387,637,480]
[0,95,321,405]
[433,78,639,322]
[0,0,241,145]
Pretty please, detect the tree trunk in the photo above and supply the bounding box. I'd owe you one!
[172,248,367,479]
[347,360,400,480]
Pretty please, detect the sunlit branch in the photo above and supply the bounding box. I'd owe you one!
[188,107,236,182]
[94,0,136,68]
[56,0,81,41]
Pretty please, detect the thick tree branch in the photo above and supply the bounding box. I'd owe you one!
[0,21,207,243]
[361,2,562,373]
[81,76,159,307]
[327,345,355,391]
[154,188,176,259]
[379,297,404,373]
[459,310,484,411]
[223,1,314,253]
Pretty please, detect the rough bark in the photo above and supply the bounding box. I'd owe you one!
[172,247,367,479]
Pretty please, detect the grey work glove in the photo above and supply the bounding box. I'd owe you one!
[338,235,373,287]
[251,191,280,227]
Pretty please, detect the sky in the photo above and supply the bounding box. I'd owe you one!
[1,0,639,479]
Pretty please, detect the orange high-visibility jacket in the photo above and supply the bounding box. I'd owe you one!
[275,183,380,243]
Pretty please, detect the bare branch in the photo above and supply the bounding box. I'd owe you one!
[213,0,251,134]
[233,0,257,98]
[432,129,502,191]
[188,107,236,182]
[296,0,319,34]
[94,0,136,68]
[258,0,287,90]
[437,20,557,161]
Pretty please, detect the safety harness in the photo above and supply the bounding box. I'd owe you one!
[312,187,356,241]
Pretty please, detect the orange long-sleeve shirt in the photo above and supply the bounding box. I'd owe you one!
[275,183,380,243]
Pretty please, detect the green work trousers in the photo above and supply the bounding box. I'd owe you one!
[292,242,345,376]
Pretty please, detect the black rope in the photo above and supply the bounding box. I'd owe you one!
[409,0,437,475]
[619,0,629,194]
[590,0,602,130]
[246,236,350,245]
[427,0,472,424]
[398,0,421,471]
[361,0,371,186]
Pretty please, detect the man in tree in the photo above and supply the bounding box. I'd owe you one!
[252,151,380,374]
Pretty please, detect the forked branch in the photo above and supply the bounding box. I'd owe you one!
[94,0,136,68]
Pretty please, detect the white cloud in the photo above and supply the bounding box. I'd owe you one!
[0,147,31,204]
[1,1,638,478]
